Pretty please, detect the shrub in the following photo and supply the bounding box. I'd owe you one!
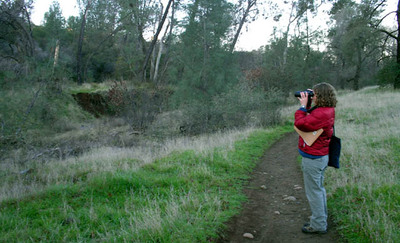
[377,60,400,87]
[177,82,286,135]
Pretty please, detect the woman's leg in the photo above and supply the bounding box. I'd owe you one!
[302,156,329,231]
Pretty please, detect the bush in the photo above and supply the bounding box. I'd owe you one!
[177,82,286,135]
[0,80,92,145]
[377,60,400,87]
[117,85,172,132]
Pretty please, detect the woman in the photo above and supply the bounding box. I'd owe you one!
[294,82,337,234]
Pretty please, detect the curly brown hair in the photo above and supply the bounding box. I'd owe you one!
[313,82,337,107]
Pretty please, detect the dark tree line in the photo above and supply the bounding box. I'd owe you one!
[1,0,398,88]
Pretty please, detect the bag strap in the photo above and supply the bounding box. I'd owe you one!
[307,105,319,113]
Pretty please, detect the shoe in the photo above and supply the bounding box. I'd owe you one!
[302,225,327,234]
[303,223,310,227]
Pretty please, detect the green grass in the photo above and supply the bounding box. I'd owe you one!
[325,87,400,243]
[0,81,92,139]
[67,82,113,95]
[0,125,292,242]
[330,184,400,242]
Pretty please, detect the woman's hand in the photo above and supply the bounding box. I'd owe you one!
[298,92,309,107]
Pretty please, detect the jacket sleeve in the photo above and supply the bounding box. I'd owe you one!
[294,109,326,132]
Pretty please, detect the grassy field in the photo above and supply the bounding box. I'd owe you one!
[1,86,399,242]
[327,87,400,242]
[0,120,292,241]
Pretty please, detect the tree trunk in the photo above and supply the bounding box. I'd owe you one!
[142,0,174,81]
[395,0,400,89]
[160,1,176,81]
[230,0,256,53]
[353,42,362,90]
[283,2,296,66]
[76,1,91,85]
[153,41,164,83]
[353,65,361,90]
[53,39,60,71]
[22,3,34,57]
[153,22,170,83]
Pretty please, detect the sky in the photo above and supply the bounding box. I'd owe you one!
[30,0,398,52]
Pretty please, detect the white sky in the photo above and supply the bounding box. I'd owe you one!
[31,0,398,51]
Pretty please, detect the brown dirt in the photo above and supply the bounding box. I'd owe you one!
[218,132,339,243]
[73,92,109,117]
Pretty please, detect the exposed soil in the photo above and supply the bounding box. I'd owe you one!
[218,132,339,243]
[73,92,109,117]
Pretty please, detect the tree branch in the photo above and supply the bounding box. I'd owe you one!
[379,28,398,39]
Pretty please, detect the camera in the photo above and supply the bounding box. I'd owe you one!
[294,90,314,107]
[294,90,314,98]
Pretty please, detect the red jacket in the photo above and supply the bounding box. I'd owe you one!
[294,107,335,156]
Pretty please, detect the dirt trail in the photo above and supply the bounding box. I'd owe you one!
[218,132,338,243]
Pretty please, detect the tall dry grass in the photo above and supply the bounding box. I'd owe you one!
[328,87,400,190]
[0,126,257,202]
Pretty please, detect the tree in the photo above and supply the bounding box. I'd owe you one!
[377,0,400,88]
[142,0,174,80]
[43,1,65,37]
[273,0,324,67]
[0,0,35,64]
[113,0,161,80]
[230,0,258,53]
[76,0,91,85]
[173,0,236,104]
[43,2,66,70]
[328,0,385,90]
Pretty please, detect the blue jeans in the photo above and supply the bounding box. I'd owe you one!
[302,155,328,231]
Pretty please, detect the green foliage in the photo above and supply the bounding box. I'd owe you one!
[327,0,385,90]
[0,126,292,242]
[213,83,285,127]
[170,0,236,105]
[175,81,286,135]
[377,60,400,87]
[263,37,336,91]
[0,81,92,140]
[43,1,66,37]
